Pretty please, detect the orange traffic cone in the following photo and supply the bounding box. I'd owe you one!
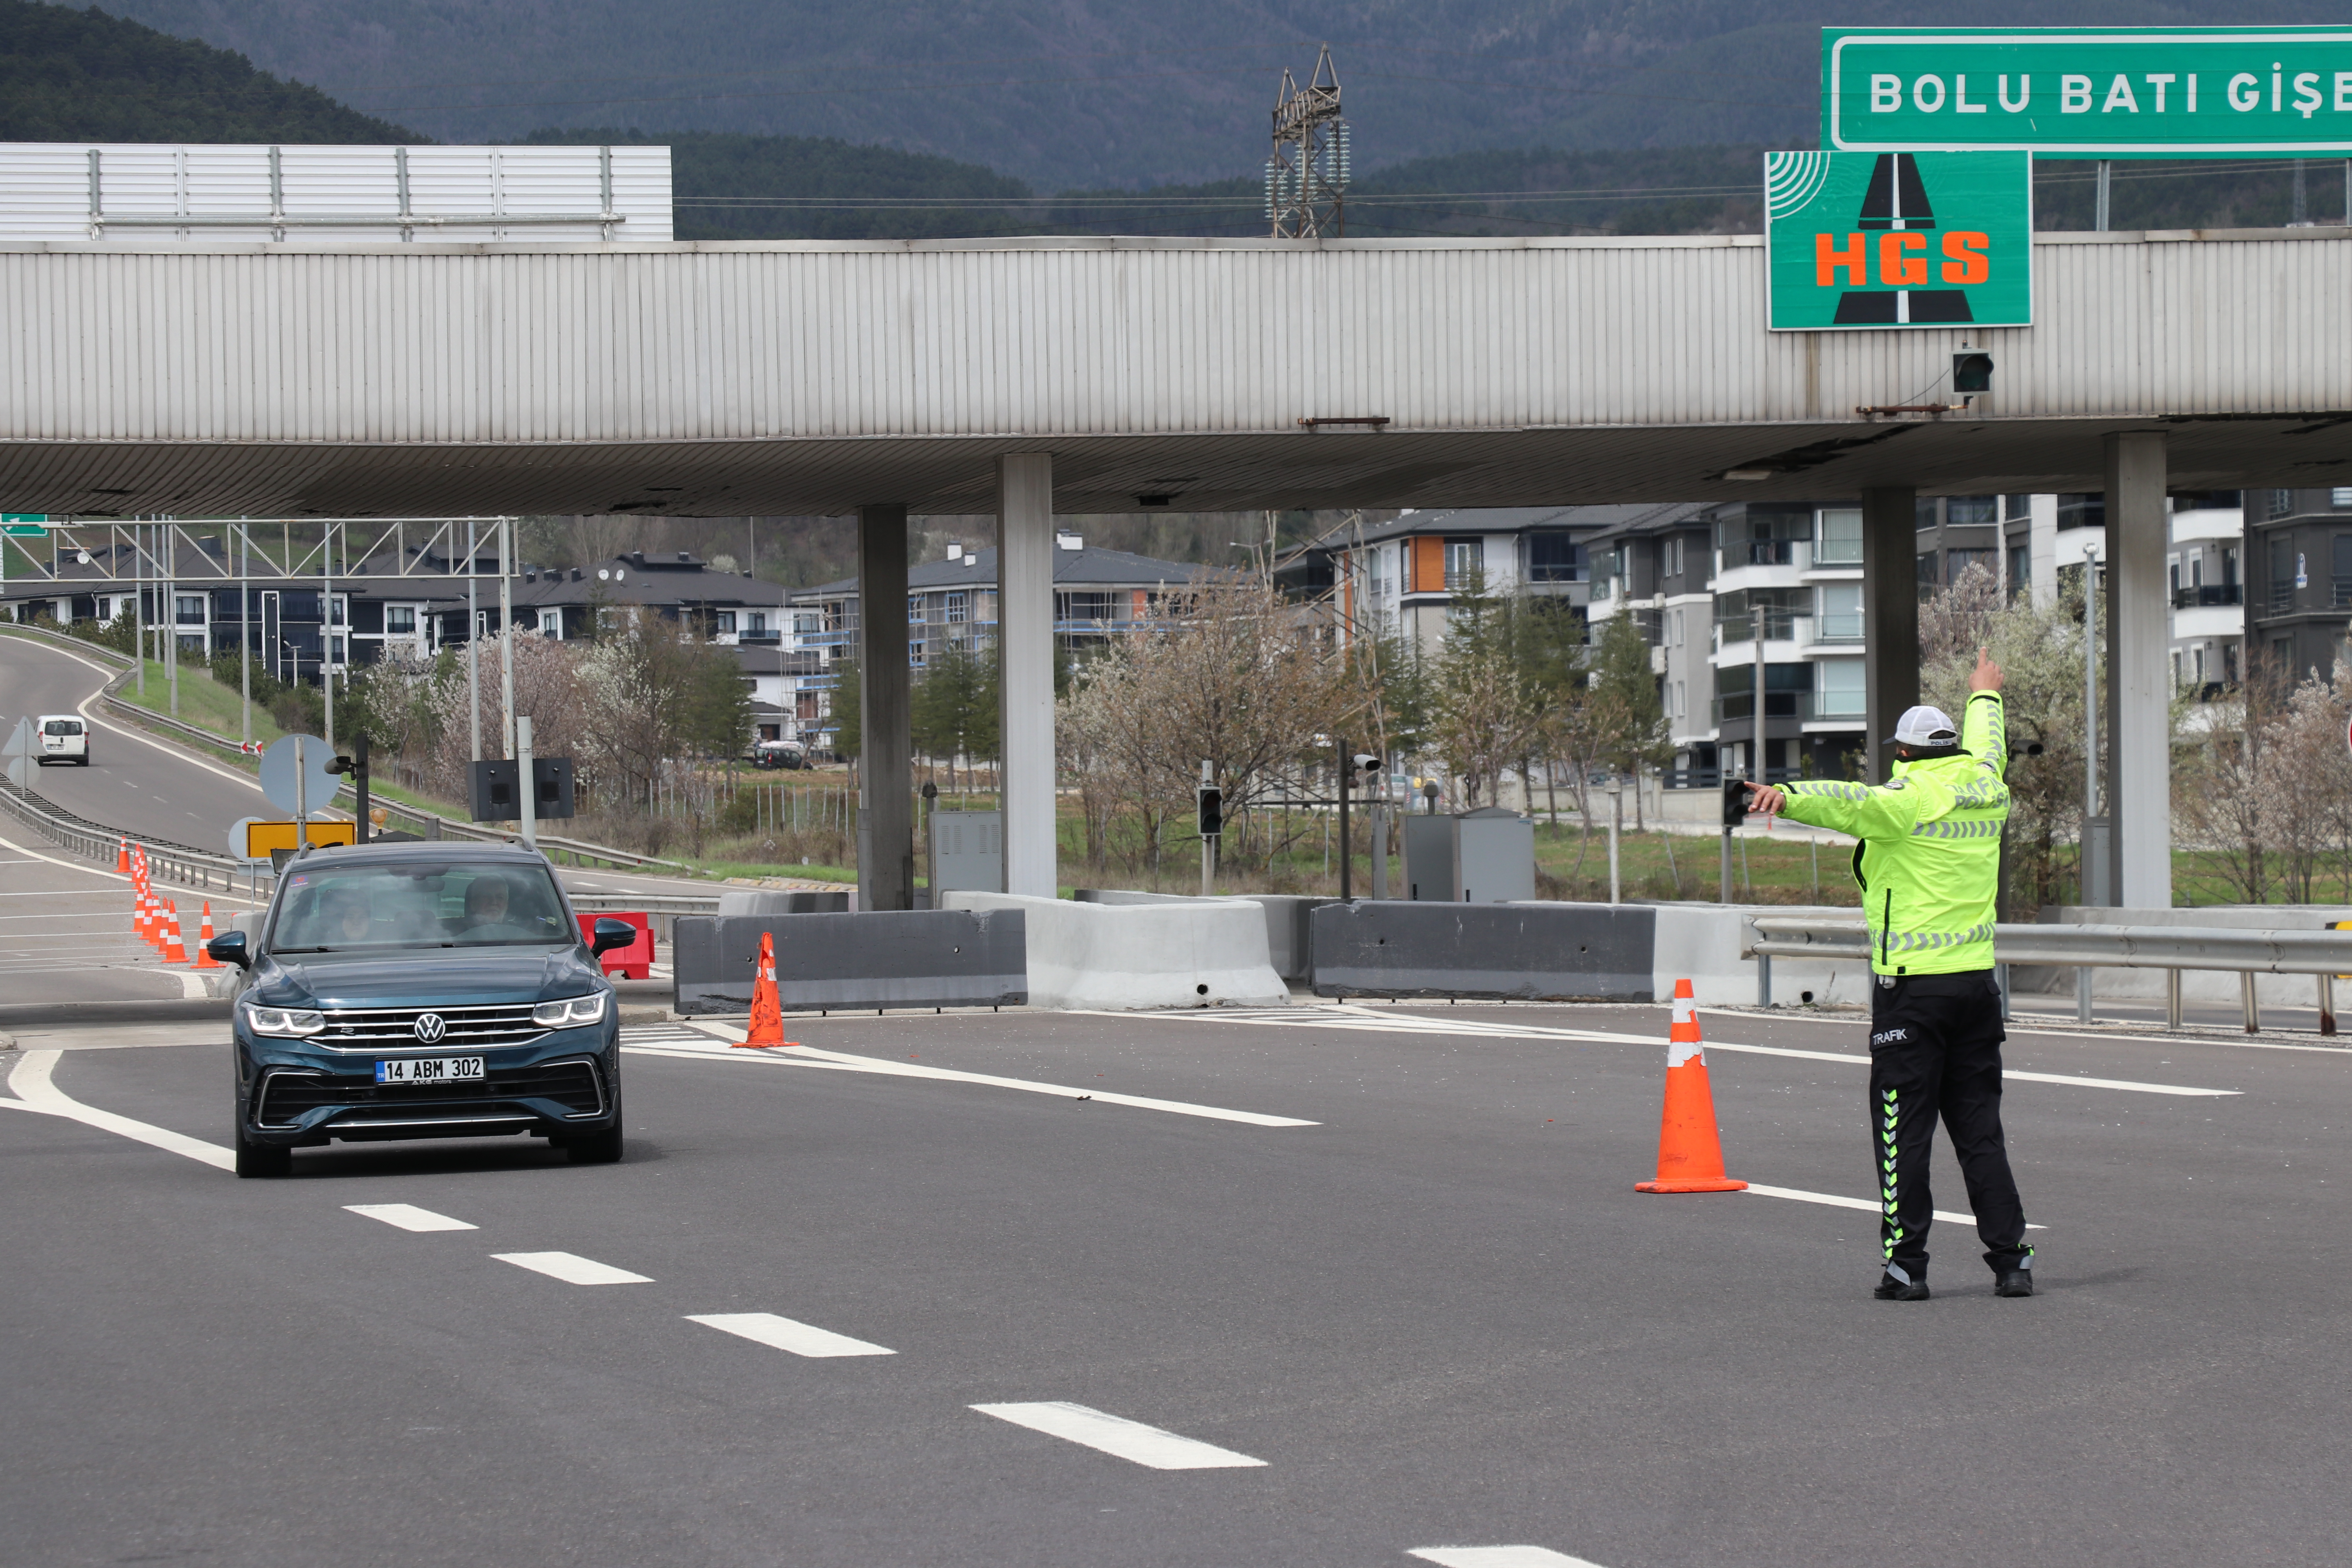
[194,903,221,968]
[737,930,797,1048]
[136,888,158,948]
[158,902,188,965]
[116,837,130,872]
[1635,979,1748,1194]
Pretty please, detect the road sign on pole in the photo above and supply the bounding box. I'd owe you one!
[2,716,34,788]
[1824,27,2352,157]
[1766,150,2032,330]
[261,733,340,817]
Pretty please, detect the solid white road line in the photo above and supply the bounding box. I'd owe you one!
[652,1023,1321,1127]
[1409,1549,1609,1568]
[345,1203,477,1232]
[969,1402,1267,1470]
[686,1312,895,1358]
[1743,1181,2047,1230]
[490,1251,652,1285]
[2,1049,234,1171]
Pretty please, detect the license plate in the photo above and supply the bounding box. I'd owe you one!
[375,1056,485,1085]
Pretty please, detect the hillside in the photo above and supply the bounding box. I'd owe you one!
[0,0,418,143]
[93,0,2352,189]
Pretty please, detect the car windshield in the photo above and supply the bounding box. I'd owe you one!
[267,862,572,952]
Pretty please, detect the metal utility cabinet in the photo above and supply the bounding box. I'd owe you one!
[1403,806,1535,904]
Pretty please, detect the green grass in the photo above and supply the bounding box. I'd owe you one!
[111,658,285,754]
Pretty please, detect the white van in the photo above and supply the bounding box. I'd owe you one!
[37,714,89,766]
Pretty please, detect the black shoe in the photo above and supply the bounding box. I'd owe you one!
[1994,1268,2034,1298]
[1874,1272,1930,1301]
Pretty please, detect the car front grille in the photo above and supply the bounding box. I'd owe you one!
[256,1059,605,1126]
[314,1004,546,1050]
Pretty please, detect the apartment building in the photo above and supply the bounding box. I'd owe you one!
[2246,486,2352,682]
[1314,505,1608,650]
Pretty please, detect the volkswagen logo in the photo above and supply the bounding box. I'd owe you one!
[412,1013,448,1044]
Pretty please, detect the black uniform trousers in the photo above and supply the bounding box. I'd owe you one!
[1868,970,2032,1281]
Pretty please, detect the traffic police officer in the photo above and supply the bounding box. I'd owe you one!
[1744,648,2033,1301]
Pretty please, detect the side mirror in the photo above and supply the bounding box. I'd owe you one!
[590,918,639,956]
[206,930,252,969]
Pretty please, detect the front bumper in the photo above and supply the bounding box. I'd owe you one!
[237,1024,619,1147]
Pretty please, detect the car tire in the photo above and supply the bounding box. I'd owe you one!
[565,1087,624,1164]
[235,1126,292,1178]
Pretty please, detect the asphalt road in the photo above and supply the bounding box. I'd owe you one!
[4,998,2345,1567]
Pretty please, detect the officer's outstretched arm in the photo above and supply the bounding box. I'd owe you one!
[1962,690,2008,775]
[1777,776,1932,838]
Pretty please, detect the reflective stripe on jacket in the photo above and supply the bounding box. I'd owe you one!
[1775,691,2008,975]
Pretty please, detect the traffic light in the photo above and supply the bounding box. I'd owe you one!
[1953,351,1994,394]
[1723,776,1750,828]
[1197,785,1223,838]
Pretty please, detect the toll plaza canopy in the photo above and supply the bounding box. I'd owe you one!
[0,229,2342,517]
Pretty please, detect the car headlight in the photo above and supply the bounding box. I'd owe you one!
[245,1004,326,1038]
[532,993,608,1028]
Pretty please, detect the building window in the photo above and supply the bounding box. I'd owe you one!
[1056,591,1114,622]
[2056,494,2105,531]
[713,610,737,633]
[174,593,205,625]
[1716,587,1806,640]
[386,605,416,634]
[539,610,561,637]
[2007,544,2030,593]
[2271,489,2296,519]
[908,595,926,623]
[2334,535,2352,608]
[945,591,968,623]
[2335,487,2352,508]
[1722,512,1808,566]
[1947,548,1995,585]
[1916,552,1940,589]
[1444,538,1484,590]
[793,612,820,635]
[2003,495,2033,520]
[1528,531,1583,583]
[1662,536,1684,579]
[1815,508,1863,565]
[1947,496,1998,527]
[1818,657,1866,716]
[1815,583,1864,641]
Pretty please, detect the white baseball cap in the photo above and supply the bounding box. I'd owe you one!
[1886,705,1960,747]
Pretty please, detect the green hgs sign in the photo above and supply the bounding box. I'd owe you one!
[1825,27,2352,157]
[1766,150,2032,331]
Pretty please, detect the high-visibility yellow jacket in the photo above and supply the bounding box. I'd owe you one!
[1775,692,2008,975]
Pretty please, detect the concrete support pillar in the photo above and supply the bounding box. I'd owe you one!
[2103,432,2172,909]
[1860,486,1919,784]
[857,503,914,911]
[996,454,1056,897]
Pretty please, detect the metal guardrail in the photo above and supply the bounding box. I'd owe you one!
[0,778,265,897]
[1745,916,2348,1035]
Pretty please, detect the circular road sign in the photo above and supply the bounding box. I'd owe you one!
[260,733,340,817]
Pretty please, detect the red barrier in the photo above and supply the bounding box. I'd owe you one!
[575,911,654,979]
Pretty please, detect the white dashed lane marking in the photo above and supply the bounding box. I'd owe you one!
[971,1401,1266,1470]
[686,1312,895,1358]
[345,1203,477,1232]
[492,1251,652,1285]
[1409,1549,1610,1568]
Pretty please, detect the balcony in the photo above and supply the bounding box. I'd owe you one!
[737,630,782,644]
[1811,612,1864,642]
[2269,583,2296,614]
[2171,583,2242,609]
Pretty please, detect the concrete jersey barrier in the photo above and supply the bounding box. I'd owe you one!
[1309,901,1656,1001]
[1072,889,1334,981]
[944,892,1286,1010]
[671,909,1026,1014]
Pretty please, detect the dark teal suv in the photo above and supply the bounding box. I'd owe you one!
[208,841,638,1178]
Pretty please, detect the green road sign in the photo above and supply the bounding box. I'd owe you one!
[0,525,47,537]
[1766,150,2032,331]
[1825,27,2352,158]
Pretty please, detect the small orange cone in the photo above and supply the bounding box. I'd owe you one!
[737,930,797,1048]
[158,902,188,966]
[136,887,158,948]
[1635,979,1748,1194]
[194,903,221,968]
[116,837,130,873]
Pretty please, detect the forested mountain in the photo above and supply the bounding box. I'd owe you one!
[91,0,2352,189]
[0,0,417,143]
